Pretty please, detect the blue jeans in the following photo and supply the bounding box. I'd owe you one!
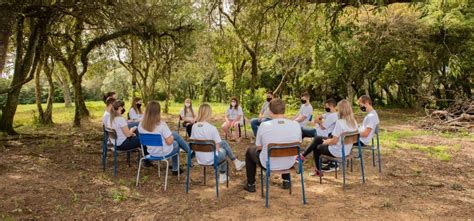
[301,127,316,139]
[216,141,236,174]
[128,121,139,128]
[250,118,271,137]
[171,131,190,171]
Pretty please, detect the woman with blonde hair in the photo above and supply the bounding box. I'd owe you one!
[129,97,143,121]
[191,103,245,183]
[138,101,190,175]
[303,99,358,176]
[179,98,195,137]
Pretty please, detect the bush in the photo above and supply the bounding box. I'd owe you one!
[243,88,266,114]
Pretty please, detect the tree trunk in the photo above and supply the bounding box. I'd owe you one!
[164,65,171,114]
[71,77,89,127]
[62,81,72,107]
[43,57,54,124]
[250,55,258,96]
[346,81,355,105]
[35,57,46,123]
[0,5,14,77]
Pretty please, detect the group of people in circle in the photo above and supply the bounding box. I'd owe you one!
[101,90,380,192]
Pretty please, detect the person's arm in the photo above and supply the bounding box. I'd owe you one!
[164,134,174,145]
[360,127,372,138]
[323,136,338,145]
[121,126,136,137]
[294,115,307,123]
[224,110,230,123]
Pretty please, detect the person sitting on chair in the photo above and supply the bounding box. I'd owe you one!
[179,98,195,137]
[243,98,302,192]
[301,99,358,176]
[108,100,152,167]
[103,97,116,127]
[128,97,143,122]
[138,101,190,175]
[357,95,380,146]
[222,97,244,141]
[296,92,314,138]
[250,90,274,137]
[191,103,246,184]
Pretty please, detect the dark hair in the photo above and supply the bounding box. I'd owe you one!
[360,95,372,105]
[269,98,285,115]
[266,90,273,95]
[105,97,116,107]
[103,91,116,103]
[229,97,239,109]
[325,98,337,107]
[301,92,310,98]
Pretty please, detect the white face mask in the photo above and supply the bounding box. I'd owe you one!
[231,102,237,107]
[185,103,191,107]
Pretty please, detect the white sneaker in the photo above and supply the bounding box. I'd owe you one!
[219,174,229,183]
[234,159,246,171]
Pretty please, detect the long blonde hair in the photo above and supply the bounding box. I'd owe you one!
[196,103,212,122]
[141,101,161,132]
[130,97,143,114]
[183,98,195,117]
[337,99,357,129]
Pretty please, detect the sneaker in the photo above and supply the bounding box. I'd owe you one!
[295,154,305,163]
[282,180,291,189]
[309,169,323,177]
[219,174,229,184]
[244,183,256,192]
[234,159,246,171]
[172,168,184,176]
[322,162,337,173]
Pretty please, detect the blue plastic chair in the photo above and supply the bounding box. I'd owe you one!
[319,131,365,189]
[104,128,140,177]
[360,125,381,173]
[101,125,109,171]
[136,133,180,191]
[260,142,306,208]
[186,139,228,197]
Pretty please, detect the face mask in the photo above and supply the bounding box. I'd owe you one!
[266,97,272,102]
[185,103,190,107]
[120,108,125,114]
[301,99,306,104]
[359,105,367,112]
[231,102,237,107]
[325,107,331,112]
[136,103,142,108]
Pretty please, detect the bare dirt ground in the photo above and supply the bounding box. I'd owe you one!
[1,110,473,220]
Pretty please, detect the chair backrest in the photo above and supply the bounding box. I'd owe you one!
[138,133,163,147]
[267,142,301,157]
[188,139,216,152]
[340,130,359,145]
[374,124,380,135]
[104,128,118,140]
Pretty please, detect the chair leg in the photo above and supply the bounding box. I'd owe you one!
[203,167,206,185]
[335,161,338,179]
[372,148,376,167]
[359,147,366,184]
[260,167,264,198]
[102,142,107,171]
[342,157,346,190]
[226,161,229,188]
[318,157,323,184]
[127,152,131,167]
[158,162,161,177]
[164,160,169,191]
[265,169,270,208]
[377,141,382,173]
[114,149,118,177]
[215,165,219,197]
[288,174,292,195]
[186,154,191,194]
[299,159,307,205]
[350,158,353,172]
[177,154,180,182]
[136,158,143,186]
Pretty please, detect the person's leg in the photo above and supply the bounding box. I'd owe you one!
[218,141,237,161]
[250,118,261,137]
[171,141,180,171]
[172,131,190,153]
[118,136,141,151]
[216,148,228,174]
[314,144,333,170]
[185,123,193,137]
[232,122,240,139]
[302,136,325,157]
[222,122,231,138]
[245,146,259,185]
[301,127,316,139]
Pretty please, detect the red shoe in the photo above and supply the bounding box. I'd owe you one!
[309,169,323,177]
[295,154,305,163]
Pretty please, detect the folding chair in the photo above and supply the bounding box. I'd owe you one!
[101,125,110,171]
[136,133,180,190]
[319,131,365,189]
[177,115,189,138]
[104,128,140,177]
[360,125,381,173]
[227,117,248,139]
[260,142,306,208]
[185,139,228,197]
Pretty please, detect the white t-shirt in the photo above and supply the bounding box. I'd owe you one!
[138,121,173,157]
[261,101,270,118]
[328,119,358,157]
[102,111,110,127]
[315,112,338,137]
[296,104,313,127]
[359,110,380,145]
[226,106,244,124]
[191,122,222,165]
[128,108,143,121]
[257,118,302,170]
[179,108,194,122]
[109,116,129,146]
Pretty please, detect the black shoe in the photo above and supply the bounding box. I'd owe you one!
[144,160,154,167]
[172,168,184,176]
[244,183,256,192]
[322,162,337,172]
[282,180,291,189]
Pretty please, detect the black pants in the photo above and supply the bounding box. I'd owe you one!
[184,122,193,137]
[302,136,335,170]
[245,146,290,185]
[118,135,148,155]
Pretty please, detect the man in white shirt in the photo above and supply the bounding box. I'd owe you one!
[357,95,380,146]
[250,90,274,137]
[301,98,338,138]
[295,92,313,129]
[244,99,302,192]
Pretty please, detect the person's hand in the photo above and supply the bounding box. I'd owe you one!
[130,127,137,133]
[322,139,330,145]
[232,121,239,127]
[258,118,263,122]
